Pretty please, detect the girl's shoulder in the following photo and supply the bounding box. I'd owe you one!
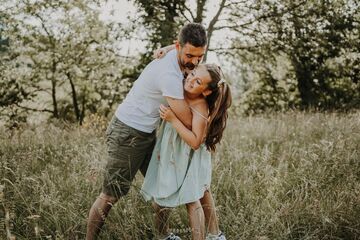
[188,97,207,107]
[189,99,209,120]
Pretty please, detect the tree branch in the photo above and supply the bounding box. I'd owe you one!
[204,0,227,62]
[195,0,207,23]
[209,44,259,51]
[15,103,53,113]
[33,12,55,47]
[182,4,196,22]
[218,0,307,32]
[179,10,192,22]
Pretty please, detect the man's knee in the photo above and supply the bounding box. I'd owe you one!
[102,181,131,200]
[152,202,172,214]
[99,192,119,206]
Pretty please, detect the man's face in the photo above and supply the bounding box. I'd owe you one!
[176,42,206,72]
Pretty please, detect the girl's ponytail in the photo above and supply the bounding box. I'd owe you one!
[204,64,232,151]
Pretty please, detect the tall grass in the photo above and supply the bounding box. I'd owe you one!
[0,112,359,239]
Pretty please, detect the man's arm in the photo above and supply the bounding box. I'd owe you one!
[165,97,192,129]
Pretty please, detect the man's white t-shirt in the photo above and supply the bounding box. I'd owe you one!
[115,49,184,133]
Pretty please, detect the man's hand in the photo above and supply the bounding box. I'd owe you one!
[159,104,176,122]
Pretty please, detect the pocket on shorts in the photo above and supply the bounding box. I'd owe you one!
[106,118,132,146]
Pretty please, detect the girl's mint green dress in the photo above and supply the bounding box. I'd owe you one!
[141,118,212,207]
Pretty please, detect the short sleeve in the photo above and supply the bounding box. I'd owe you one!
[159,72,184,99]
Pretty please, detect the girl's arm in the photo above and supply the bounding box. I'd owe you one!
[159,104,207,150]
[165,97,192,130]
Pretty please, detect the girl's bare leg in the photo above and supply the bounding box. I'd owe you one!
[200,190,220,235]
[186,200,205,240]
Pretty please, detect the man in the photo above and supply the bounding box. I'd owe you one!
[86,23,207,240]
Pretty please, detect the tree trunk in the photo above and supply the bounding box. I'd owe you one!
[203,0,226,62]
[66,72,81,122]
[80,93,86,125]
[293,60,318,108]
[51,59,59,118]
[194,0,207,23]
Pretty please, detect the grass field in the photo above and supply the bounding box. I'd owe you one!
[0,112,359,239]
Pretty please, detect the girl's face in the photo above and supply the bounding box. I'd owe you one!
[184,65,212,97]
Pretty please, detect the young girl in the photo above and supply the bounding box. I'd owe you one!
[141,63,231,240]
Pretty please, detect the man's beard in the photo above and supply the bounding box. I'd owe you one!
[184,62,195,70]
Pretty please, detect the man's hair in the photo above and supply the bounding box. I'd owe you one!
[178,23,207,47]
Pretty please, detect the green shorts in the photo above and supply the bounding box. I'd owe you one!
[102,116,156,198]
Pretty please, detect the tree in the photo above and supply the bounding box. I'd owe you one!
[102,0,360,112]
[1,0,131,124]
[239,0,359,110]
[122,0,186,82]
[224,0,359,112]
[0,18,9,53]
[268,0,360,109]
[0,10,36,125]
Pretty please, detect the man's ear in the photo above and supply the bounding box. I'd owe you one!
[202,89,212,97]
[175,40,180,51]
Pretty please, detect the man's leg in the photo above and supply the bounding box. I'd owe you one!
[152,202,172,238]
[86,193,118,240]
[85,116,156,239]
[186,200,205,240]
[200,190,219,235]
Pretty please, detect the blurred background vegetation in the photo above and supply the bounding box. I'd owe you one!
[0,0,359,127]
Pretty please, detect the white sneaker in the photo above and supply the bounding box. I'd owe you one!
[162,233,181,240]
[206,231,226,240]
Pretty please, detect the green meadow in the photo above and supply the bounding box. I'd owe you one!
[1,112,359,239]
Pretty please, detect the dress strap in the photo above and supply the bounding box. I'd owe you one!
[189,106,208,121]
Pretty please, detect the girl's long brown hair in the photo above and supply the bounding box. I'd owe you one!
[204,64,232,151]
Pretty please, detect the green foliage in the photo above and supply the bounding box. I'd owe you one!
[231,53,301,115]
[226,0,359,113]
[0,22,8,53]
[257,0,359,109]
[123,0,186,82]
[0,112,359,239]
[0,14,28,111]
[0,78,29,108]
[0,0,131,124]
[1,0,359,123]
